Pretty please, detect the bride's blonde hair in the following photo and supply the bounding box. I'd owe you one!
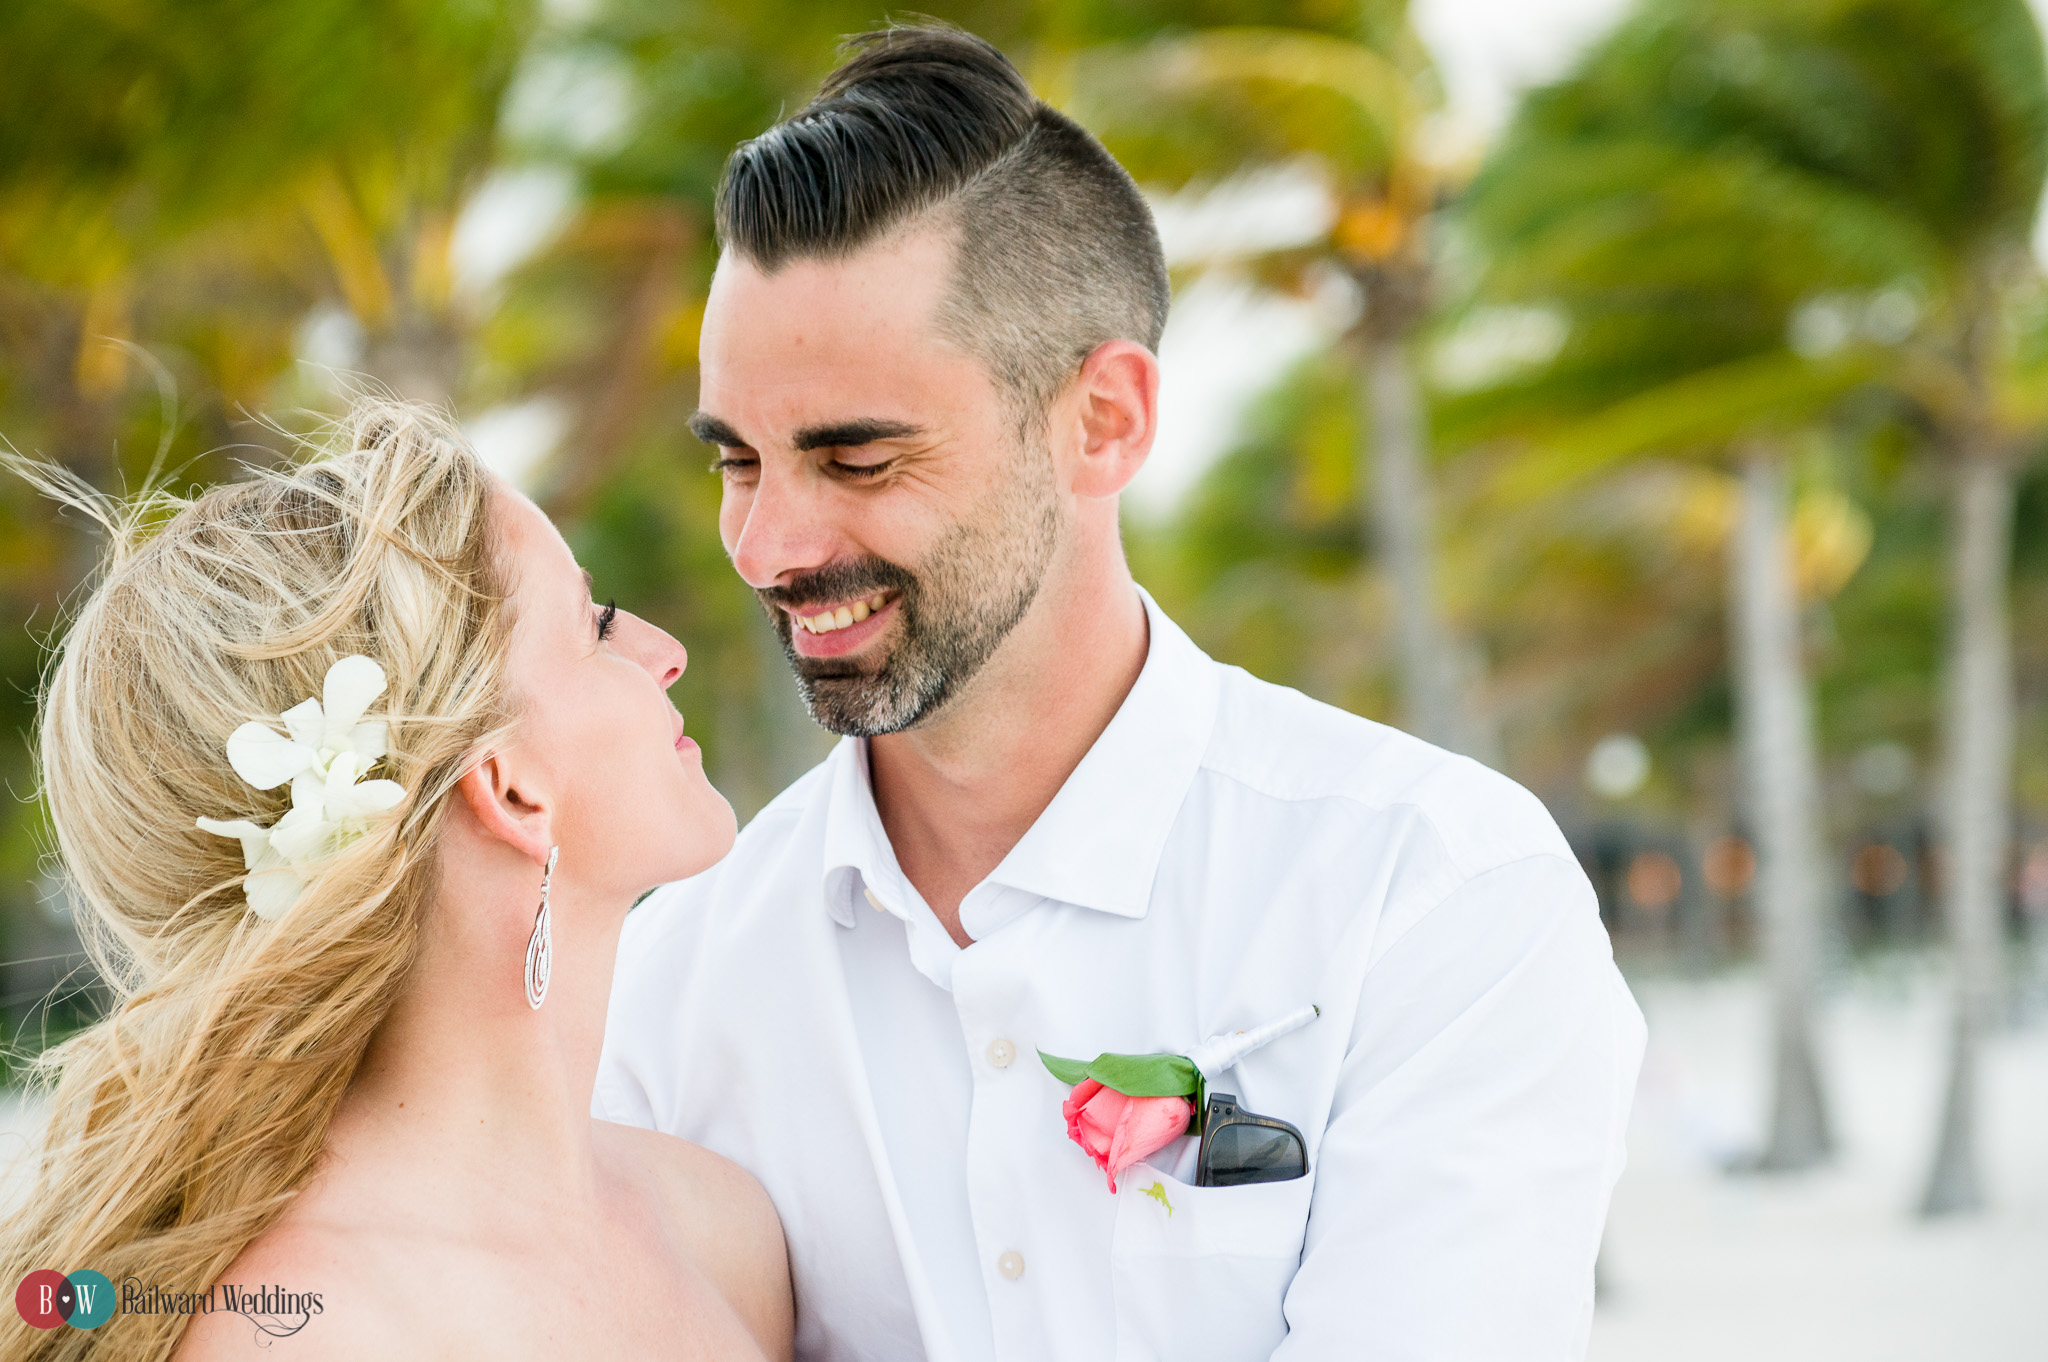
[0,400,517,1361]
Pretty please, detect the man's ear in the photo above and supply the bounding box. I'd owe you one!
[1067,339,1160,499]
[455,747,555,868]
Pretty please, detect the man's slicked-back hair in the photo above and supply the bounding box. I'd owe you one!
[716,23,1170,423]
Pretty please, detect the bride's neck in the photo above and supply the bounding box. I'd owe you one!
[326,869,625,1198]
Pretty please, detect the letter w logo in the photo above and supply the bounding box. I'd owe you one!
[73,1283,96,1315]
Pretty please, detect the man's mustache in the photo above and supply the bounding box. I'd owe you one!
[756,556,919,614]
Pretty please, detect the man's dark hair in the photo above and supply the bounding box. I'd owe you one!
[715,23,1170,422]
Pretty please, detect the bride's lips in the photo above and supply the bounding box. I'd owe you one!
[785,592,898,659]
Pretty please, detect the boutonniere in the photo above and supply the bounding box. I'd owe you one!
[1040,1003,1319,1193]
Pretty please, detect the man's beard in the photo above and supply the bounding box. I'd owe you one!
[757,455,1061,737]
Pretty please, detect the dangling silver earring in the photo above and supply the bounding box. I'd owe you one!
[524,846,558,1010]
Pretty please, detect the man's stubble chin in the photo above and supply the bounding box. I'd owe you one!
[769,451,1063,738]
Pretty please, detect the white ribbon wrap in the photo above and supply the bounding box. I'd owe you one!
[1185,1002,1322,1081]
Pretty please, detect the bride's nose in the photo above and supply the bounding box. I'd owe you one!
[621,610,687,688]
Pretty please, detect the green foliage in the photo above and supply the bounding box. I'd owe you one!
[0,0,536,272]
[1817,465,1946,752]
[1130,354,1396,724]
[1038,1047,1203,1100]
[1509,0,2048,255]
[1482,351,1883,503]
[0,0,540,1019]
[1445,0,2048,809]
[1465,0,2048,452]
[1069,27,1419,188]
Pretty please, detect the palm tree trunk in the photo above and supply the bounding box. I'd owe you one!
[1729,450,1833,1169]
[1920,451,2016,1216]
[1358,334,1486,757]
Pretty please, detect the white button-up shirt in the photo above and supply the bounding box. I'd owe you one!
[596,593,1645,1362]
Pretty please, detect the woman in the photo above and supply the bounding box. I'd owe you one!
[1,401,791,1360]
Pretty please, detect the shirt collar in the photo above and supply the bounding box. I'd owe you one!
[819,735,900,929]
[818,587,1219,927]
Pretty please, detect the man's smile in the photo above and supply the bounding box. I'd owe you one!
[785,591,899,657]
[786,589,898,636]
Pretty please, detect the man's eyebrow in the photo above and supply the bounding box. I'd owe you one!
[687,412,747,447]
[792,418,923,451]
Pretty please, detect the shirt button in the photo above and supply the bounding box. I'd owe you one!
[997,1250,1025,1281]
[986,1038,1016,1069]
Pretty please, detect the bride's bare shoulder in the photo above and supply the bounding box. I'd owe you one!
[593,1118,785,1260]
[595,1120,793,1362]
[169,1217,410,1361]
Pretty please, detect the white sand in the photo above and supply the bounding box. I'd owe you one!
[1594,965,2048,1362]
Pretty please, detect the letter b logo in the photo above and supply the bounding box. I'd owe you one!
[14,1270,66,1330]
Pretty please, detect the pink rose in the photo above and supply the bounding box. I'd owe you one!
[1062,1079,1196,1193]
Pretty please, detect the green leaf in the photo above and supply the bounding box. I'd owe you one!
[1039,1049,1203,1099]
[1038,1051,1093,1087]
[1069,28,1416,187]
[1082,1052,1202,1099]
[1489,349,1883,506]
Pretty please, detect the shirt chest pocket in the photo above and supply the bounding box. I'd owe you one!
[1109,1161,1315,1362]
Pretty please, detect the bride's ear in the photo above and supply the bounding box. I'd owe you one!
[455,748,555,867]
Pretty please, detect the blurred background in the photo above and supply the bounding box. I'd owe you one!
[1,0,2044,1355]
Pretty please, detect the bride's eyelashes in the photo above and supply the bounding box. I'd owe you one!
[596,599,618,642]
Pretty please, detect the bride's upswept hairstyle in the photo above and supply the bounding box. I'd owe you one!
[1,400,517,1361]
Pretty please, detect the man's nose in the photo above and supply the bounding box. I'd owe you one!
[726,461,839,589]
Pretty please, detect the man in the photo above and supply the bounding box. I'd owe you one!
[596,24,1644,1362]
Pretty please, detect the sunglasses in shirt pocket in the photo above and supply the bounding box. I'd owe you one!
[1107,1156,1315,1362]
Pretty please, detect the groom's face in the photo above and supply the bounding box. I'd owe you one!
[694,226,1063,735]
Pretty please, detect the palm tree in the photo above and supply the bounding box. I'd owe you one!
[1063,14,1496,757]
[0,0,535,416]
[1464,0,2048,1199]
[1680,0,2047,1216]
[1726,450,1838,1164]
[1459,10,1910,1174]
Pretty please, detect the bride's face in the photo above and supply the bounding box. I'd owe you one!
[495,487,736,894]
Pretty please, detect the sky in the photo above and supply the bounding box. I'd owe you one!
[1415,0,1639,147]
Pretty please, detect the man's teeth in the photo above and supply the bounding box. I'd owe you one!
[795,593,891,634]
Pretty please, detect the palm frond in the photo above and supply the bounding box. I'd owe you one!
[1489,349,1884,504]
[1068,27,1416,188]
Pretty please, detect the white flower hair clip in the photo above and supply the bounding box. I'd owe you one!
[197,654,406,920]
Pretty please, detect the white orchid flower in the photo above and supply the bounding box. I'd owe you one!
[222,653,390,790]
[197,655,407,920]
[191,816,307,921]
